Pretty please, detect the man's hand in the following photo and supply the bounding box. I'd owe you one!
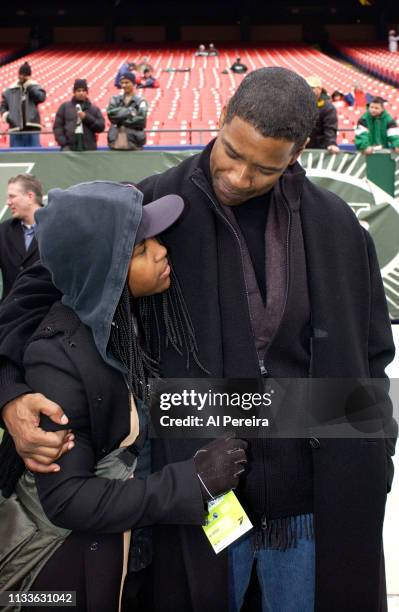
[394,147,399,154]
[362,146,374,156]
[2,393,74,473]
[327,144,340,154]
[77,111,86,120]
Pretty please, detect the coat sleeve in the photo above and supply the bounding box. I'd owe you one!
[386,118,399,149]
[355,116,370,150]
[0,91,9,122]
[321,104,338,147]
[365,230,397,492]
[128,99,148,130]
[83,106,105,133]
[53,104,68,147]
[26,83,46,104]
[0,262,61,410]
[107,96,131,125]
[24,335,205,533]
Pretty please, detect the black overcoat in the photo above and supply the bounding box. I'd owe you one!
[0,218,39,299]
[137,154,396,612]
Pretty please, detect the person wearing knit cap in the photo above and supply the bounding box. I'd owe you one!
[107,73,148,150]
[53,79,104,151]
[0,61,46,147]
[114,60,138,88]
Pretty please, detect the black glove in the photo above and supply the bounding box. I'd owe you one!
[193,435,248,501]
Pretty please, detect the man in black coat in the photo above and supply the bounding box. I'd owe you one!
[0,174,42,299]
[0,68,396,612]
[305,75,340,153]
[53,79,105,151]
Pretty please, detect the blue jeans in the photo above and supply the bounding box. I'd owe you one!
[229,516,315,612]
[10,132,40,147]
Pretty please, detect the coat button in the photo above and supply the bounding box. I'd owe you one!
[19,265,24,271]
[309,437,320,449]
[90,542,98,551]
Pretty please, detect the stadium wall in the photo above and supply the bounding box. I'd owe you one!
[0,28,30,44]
[325,23,376,42]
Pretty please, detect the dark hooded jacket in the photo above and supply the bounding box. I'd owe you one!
[0,153,396,612]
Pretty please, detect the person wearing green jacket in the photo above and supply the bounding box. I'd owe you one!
[355,96,399,155]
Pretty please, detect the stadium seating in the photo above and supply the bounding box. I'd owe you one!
[0,44,398,147]
[337,44,399,87]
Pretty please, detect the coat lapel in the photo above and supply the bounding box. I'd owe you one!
[9,221,26,259]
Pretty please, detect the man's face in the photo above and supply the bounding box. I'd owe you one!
[210,115,301,206]
[18,73,29,85]
[120,78,135,95]
[7,182,36,222]
[312,86,322,100]
[74,87,88,102]
[369,103,384,118]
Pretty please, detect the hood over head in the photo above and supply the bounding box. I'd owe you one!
[35,181,184,372]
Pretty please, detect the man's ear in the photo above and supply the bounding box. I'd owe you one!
[289,137,309,165]
[218,106,227,130]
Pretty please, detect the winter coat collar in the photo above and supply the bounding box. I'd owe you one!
[9,80,40,89]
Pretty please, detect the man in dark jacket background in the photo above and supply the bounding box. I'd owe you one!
[305,75,340,153]
[0,62,46,148]
[0,68,396,612]
[0,174,42,299]
[53,79,105,151]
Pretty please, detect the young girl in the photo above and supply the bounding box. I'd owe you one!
[0,181,247,611]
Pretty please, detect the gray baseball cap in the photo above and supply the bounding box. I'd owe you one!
[135,193,185,244]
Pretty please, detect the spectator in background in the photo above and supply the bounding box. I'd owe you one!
[114,61,137,89]
[388,30,399,53]
[331,90,346,109]
[53,79,105,151]
[208,43,219,56]
[137,69,160,89]
[305,76,339,153]
[195,44,207,57]
[344,82,373,109]
[0,62,46,147]
[230,57,248,74]
[137,56,154,75]
[107,73,148,150]
[355,96,399,155]
[0,175,42,300]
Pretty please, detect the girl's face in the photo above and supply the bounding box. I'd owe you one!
[128,237,171,297]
